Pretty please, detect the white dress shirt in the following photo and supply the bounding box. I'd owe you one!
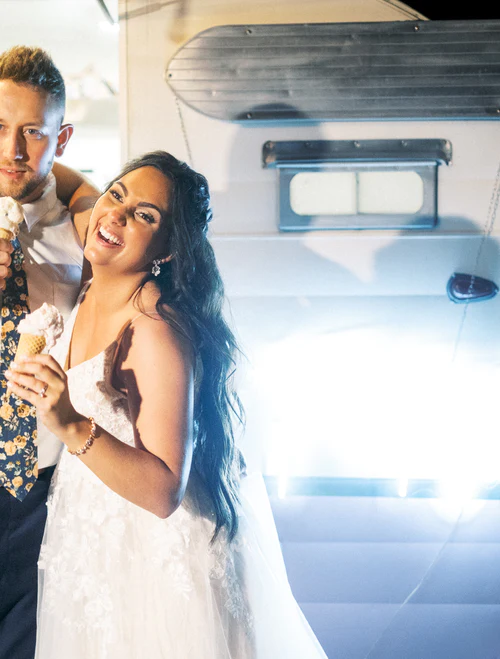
[19,173,84,469]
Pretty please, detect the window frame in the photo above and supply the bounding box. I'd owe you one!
[262,139,452,232]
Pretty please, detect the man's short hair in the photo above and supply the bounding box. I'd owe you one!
[0,46,66,116]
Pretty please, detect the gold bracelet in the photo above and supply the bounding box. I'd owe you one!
[68,417,97,456]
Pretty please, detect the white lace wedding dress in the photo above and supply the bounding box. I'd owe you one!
[35,297,327,659]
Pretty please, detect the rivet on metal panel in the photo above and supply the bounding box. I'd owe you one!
[444,140,453,165]
[414,25,420,31]
[245,28,252,35]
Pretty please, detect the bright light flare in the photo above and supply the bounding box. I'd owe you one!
[251,326,500,488]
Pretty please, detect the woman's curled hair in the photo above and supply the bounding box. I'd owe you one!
[108,151,243,541]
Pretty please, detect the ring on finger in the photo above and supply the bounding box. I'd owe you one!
[39,383,48,398]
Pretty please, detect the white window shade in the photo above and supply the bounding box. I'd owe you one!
[290,172,357,216]
[358,171,424,214]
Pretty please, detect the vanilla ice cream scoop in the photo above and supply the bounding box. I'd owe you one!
[0,196,24,240]
[17,303,64,352]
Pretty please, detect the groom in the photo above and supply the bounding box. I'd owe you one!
[0,46,99,659]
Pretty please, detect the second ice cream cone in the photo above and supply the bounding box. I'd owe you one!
[15,333,46,362]
[6,334,47,405]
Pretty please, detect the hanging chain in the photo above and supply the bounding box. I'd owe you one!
[451,159,500,362]
[175,95,194,167]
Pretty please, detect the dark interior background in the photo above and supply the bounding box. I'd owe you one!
[407,2,500,20]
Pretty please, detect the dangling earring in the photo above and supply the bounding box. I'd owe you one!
[152,256,171,277]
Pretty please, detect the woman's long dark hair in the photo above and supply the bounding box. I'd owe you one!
[109,151,243,541]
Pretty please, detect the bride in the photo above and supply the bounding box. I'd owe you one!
[6,151,327,658]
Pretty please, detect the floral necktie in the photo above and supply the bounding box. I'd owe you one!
[0,238,37,500]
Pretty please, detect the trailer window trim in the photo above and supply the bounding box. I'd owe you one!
[262,139,452,232]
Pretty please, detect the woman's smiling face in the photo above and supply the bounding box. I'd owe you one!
[85,165,172,273]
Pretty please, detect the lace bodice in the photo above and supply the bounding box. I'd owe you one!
[51,291,134,446]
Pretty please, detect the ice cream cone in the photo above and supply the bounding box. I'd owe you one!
[15,333,46,362]
[0,228,13,241]
[6,333,47,404]
[0,197,24,239]
[16,303,64,355]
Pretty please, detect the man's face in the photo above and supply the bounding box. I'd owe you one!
[0,80,73,203]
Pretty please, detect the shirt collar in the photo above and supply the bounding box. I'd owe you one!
[22,173,61,231]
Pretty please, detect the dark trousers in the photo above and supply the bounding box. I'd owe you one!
[0,468,54,659]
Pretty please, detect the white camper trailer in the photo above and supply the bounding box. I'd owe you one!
[4,0,500,657]
[118,3,500,657]
[116,0,500,659]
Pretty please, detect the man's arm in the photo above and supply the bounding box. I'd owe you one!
[0,165,100,291]
[52,162,100,246]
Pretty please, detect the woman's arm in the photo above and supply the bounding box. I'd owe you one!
[7,316,195,518]
[52,162,101,246]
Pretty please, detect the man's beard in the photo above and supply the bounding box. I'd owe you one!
[0,163,51,202]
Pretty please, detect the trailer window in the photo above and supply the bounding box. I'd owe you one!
[290,170,424,216]
[262,139,451,231]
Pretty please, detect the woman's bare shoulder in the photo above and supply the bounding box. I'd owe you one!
[120,309,194,373]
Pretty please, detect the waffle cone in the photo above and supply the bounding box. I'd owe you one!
[0,228,13,241]
[15,333,46,362]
